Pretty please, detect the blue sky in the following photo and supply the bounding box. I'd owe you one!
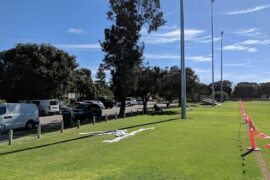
[0,0,269,84]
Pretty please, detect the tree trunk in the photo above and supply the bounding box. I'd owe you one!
[119,99,126,117]
[143,101,147,113]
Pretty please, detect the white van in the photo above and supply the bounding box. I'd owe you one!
[31,99,59,116]
[0,103,39,131]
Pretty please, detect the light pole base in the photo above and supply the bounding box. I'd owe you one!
[247,147,261,151]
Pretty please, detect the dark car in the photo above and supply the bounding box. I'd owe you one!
[97,97,114,109]
[62,103,102,121]
[75,103,102,119]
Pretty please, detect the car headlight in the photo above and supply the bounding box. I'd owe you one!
[0,124,6,131]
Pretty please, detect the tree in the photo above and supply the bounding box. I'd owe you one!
[0,51,4,84]
[74,68,97,100]
[159,66,184,102]
[101,0,165,116]
[0,43,77,102]
[96,64,106,87]
[135,66,162,113]
[159,66,200,103]
[196,83,209,97]
[258,82,270,100]
[208,80,233,97]
[233,82,258,99]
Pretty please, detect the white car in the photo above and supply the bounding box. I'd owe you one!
[126,97,137,106]
[31,99,60,116]
[0,103,39,131]
[136,99,143,105]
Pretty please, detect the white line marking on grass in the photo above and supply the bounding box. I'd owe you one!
[103,127,155,143]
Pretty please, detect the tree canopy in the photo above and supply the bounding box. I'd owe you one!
[74,68,97,100]
[258,82,270,100]
[135,66,163,112]
[233,82,258,99]
[159,66,200,102]
[95,64,106,87]
[0,43,77,102]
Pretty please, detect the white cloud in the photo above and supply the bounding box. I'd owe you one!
[186,56,211,62]
[234,28,261,37]
[223,45,257,53]
[223,63,247,67]
[193,68,211,74]
[144,54,180,59]
[223,39,270,53]
[238,39,270,46]
[67,28,84,34]
[226,4,270,15]
[142,27,221,45]
[54,44,100,50]
[144,53,211,62]
[191,35,221,43]
[142,28,205,44]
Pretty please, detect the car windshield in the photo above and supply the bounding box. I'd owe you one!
[50,100,58,105]
[0,107,6,115]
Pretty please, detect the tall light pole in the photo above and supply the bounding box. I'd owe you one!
[180,0,186,119]
[220,31,224,103]
[211,0,215,106]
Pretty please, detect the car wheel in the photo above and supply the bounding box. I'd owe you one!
[40,111,46,116]
[25,120,35,130]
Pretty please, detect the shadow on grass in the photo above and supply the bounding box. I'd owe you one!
[241,149,254,157]
[149,111,179,116]
[0,116,179,156]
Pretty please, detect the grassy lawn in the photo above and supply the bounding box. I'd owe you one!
[243,101,270,173]
[0,102,263,179]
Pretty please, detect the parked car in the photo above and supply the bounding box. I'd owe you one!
[31,99,60,116]
[0,103,39,131]
[83,100,105,109]
[59,101,73,114]
[126,97,137,106]
[115,97,137,107]
[98,96,114,109]
[136,99,143,105]
[62,103,102,121]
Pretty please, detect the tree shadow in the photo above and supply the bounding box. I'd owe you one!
[0,117,179,156]
[149,111,179,116]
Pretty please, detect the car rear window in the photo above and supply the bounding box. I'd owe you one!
[90,104,100,109]
[0,107,6,115]
[50,100,58,105]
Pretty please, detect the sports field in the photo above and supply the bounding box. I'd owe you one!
[0,102,268,179]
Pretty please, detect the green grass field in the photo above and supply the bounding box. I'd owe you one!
[0,102,267,179]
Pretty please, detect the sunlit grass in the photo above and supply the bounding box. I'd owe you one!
[0,102,262,179]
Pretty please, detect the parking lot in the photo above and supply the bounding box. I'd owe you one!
[0,103,178,143]
[40,103,170,125]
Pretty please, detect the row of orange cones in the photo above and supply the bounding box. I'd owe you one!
[239,100,270,149]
